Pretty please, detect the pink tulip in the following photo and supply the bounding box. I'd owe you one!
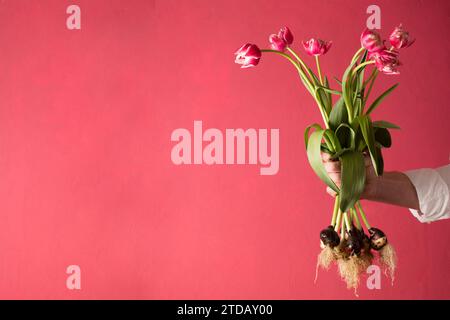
[302,38,332,56]
[278,26,294,45]
[389,24,415,49]
[234,43,262,68]
[269,27,294,52]
[370,49,401,75]
[360,28,385,53]
[269,34,287,51]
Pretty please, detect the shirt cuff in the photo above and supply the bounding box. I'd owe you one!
[404,168,450,223]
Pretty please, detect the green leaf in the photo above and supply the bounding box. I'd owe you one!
[315,85,342,96]
[339,151,366,212]
[304,123,323,149]
[306,129,340,193]
[366,83,399,115]
[357,115,382,175]
[342,61,357,118]
[376,146,384,174]
[374,127,392,148]
[334,77,342,85]
[329,97,348,131]
[372,120,401,130]
[335,123,356,150]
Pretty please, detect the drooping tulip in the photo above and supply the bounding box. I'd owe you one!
[360,28,385,53]
[269,34,287,51]
[302,38,332,56]
[389,24,415,49]
[234,43,262,68]
[370,49,401,75]
[278,26,294,45]
[269,27,294,52]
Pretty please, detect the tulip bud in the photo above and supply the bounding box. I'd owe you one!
[302,38,332,56]
[278,26,294,45]
[360,28,385,53]
[389,24,415,49]
[234,43,262,69]
[269,34,287,52]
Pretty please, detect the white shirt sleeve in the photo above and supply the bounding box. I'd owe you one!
[404,165,450,223]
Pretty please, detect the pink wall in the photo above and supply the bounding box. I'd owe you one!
[0,0,449,299]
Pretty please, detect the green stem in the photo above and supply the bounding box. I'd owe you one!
[261,49,313,91]
[343,212,351,231]
[351,207,362,230]
[362,68,377,89]
[286,47,316,84]
[356,201,371,230]
[340,214,346,239]
[363,70,379,108]
[262,49,330,128]
[331,195,340,226]
[315,55,323,85]
[351,47,365,64]
[352,60,375,75]
[335,209,343,233]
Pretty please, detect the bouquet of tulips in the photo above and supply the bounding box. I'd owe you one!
[235,25,414,291]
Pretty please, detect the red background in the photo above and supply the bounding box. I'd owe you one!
[0,0,449,299]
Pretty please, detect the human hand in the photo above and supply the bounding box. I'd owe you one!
[321,152,378,199]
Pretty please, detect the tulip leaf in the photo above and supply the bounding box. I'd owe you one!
[304,123,323,149]
[324,77,332,109]
[306,129,340,193]
[357,115,382,175]
[372,120,401,129]
[335,123,356,150]
[342,60,358,119]
[366,83,399,115]
[334,77,342,85]
[329,97,348,131]
[315,85,342,96]
[374,127,392,148]
[339,150,366,213]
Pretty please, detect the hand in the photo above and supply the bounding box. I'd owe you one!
[321,152,378,199]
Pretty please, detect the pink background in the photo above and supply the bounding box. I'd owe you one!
[0,0,449,299]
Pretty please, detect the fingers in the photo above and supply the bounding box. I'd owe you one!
[323,160,341,173]
[327,172,341,186]
[321,152,332,162]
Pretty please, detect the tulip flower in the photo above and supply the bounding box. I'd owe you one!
[389,24,415,49]
[360,28,385,53]
[370,49,401,75]
[234,43,262,68]
[269,27,294,52]
[278,26,294,45]
[269,34,287,51]
[302,38,332,56]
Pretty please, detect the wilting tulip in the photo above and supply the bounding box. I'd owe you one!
[389,24,415,49]
[278,26,294,45]
[370,49,401,75]
[302,38,332,56]
[269,34,287,51]
[360,28,385,53]
[234,43,262,68]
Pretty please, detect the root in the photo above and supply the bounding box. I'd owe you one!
[315,246,335,283]
[337,256,360,290]
[380,243,397,285]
